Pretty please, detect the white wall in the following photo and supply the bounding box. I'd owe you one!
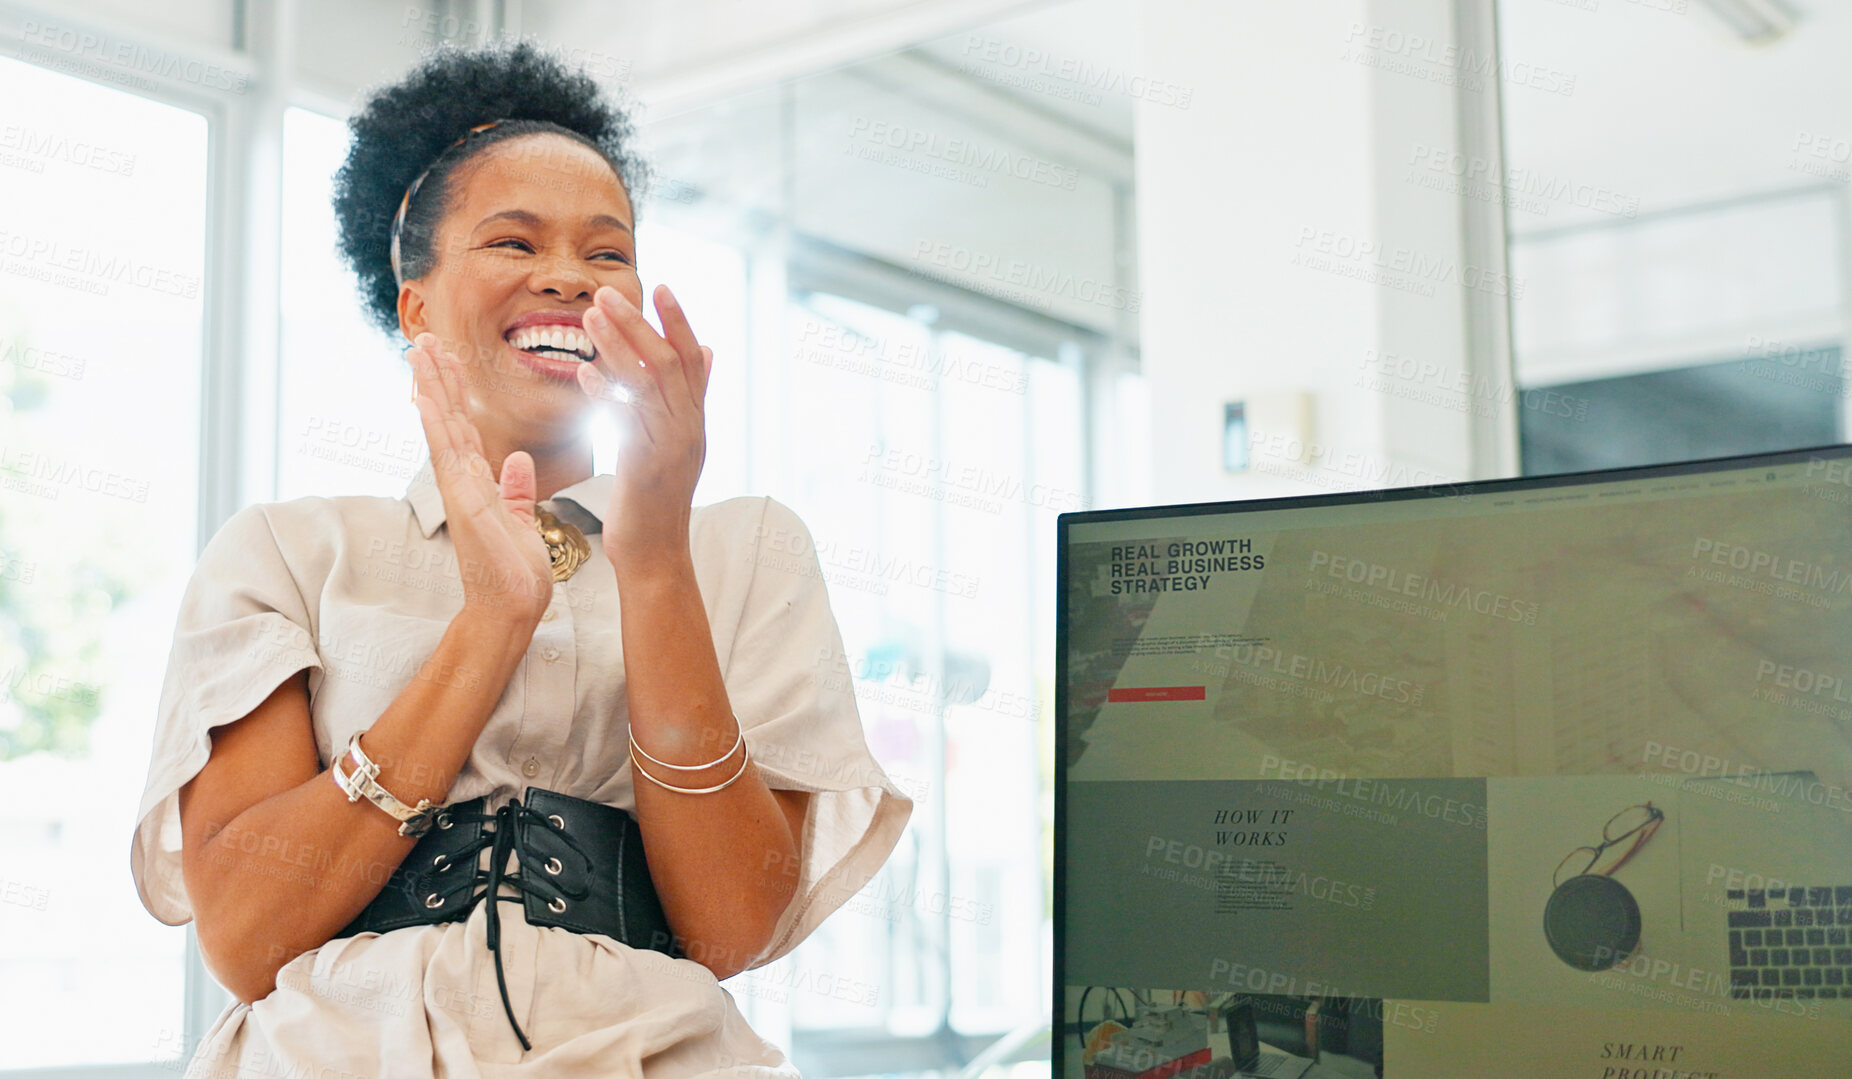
[1134,0,1504,507]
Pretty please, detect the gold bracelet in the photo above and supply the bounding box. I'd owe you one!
[628,720,743,772]
[629,741,752,795]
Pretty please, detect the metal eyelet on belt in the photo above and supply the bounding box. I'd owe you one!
[425,893,444,909]
[436,812,453,830]
[544,857,563,875]
[432,854,448,871]
[548,814,565,829]
[549,896,567,913]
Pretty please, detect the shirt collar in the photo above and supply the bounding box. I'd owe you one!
[404,457,613,540]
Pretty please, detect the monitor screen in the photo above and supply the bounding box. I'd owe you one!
[1055,444,1852,1079]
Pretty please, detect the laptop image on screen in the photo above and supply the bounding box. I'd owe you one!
[1668,772,1852,1012]
[1217,999,1313,1079]
[1236,1052,1312,1079]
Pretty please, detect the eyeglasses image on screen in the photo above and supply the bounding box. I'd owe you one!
[1552,803,1665,888]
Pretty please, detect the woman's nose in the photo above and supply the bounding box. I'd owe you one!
[529,255,593,299]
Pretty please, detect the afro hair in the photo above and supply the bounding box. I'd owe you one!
[332,38,652,338]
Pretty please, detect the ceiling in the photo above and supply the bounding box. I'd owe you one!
[907,0,1136,146]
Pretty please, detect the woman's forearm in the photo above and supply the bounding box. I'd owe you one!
[618,554,801,978]
[183,607,537,1003]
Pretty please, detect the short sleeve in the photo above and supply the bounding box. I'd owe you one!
[129,502,324,926]
[725,497,913,968]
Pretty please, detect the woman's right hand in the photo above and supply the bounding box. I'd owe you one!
[407,333,553,625]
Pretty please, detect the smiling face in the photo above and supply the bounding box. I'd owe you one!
[396,131,642,450]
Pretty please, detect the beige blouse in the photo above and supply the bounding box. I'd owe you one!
[130,458,913,1075]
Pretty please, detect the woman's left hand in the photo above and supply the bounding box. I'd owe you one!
[576,283,713,573]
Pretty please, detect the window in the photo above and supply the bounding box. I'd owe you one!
[750,283,1080,1068]
[0,54,207,1072]
[277,106,418,501]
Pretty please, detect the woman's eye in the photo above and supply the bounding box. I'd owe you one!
[593,251,632,264]
[488,238,533,252]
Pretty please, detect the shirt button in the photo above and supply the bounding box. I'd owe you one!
[522,756,540,778]
[542,646,560,662]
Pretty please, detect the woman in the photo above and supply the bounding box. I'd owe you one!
[129,40,911,1075]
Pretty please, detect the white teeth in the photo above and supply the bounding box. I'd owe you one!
[508,325,595,360]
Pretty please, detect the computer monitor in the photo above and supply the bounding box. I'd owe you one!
[1055,444,1852,1079]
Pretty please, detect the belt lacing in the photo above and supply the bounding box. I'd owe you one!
[420,796,595,1051]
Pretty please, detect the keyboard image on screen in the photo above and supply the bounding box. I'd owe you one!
[1726,886,1852,999]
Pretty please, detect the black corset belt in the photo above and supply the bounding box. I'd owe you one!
[332,787,682,1051]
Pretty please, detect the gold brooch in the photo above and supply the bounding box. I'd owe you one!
[533,504,591,582]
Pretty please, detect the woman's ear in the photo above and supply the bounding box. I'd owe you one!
[397,281,426,343]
